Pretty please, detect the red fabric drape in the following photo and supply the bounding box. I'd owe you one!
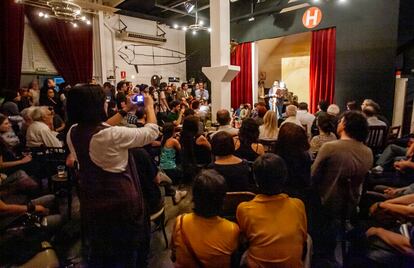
[309,28,336,113]
[231,42,252,109]
[26,8,93,85]
[0,0,25,90]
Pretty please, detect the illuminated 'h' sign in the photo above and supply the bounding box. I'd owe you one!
[302,7,323,29]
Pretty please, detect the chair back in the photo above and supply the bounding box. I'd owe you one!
[259,139,277,153]
[366,126,387,154]
[222,191,256,221]
[387,126,401,143]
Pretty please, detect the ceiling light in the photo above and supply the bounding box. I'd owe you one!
[182,26,187,31]
[44,13,49,18]
[208,28,211,32]
[81,16,86,21]
[86,20,91,25]
[184,1,195,13]
[73,22,78,28]
[75,9,81,15]
[192,30,197,35]
[338,0,347,2]
[39,12,44,17]
[230,0,239,2]
[173,24,179,29]
[248,17,255,22]
[199,20,204,26]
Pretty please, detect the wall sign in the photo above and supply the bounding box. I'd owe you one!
[121,71,126,80]
[302,7,323,29]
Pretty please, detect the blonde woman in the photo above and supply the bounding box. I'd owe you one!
[259,111,279,140]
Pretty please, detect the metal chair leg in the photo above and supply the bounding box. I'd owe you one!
[160,212,168,249]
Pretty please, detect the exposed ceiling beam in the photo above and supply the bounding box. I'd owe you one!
[102,0,126,7]
[116,9,167,23]
[170,4,210,19]
[230,0,308,22]
[154,3,196,17]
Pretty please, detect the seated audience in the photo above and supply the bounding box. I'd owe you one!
[361,99,389,127]
[346,100,358,111]
[194,82,209,102]
[26,107,62,148]
[18,88,31,111]
[210,109,238,139]
[363,105,387,127]
[276,123,312,198]
[259,111,278,140]
[372,135,414,174]
[296,102,315,136]
[254,104,267,125]
[0,114,20,149]
[280,105,302,128]
[311,110,373,257]
[311,100,329,136]
[41,88,62,117]
[171,169,239,268]
[166,100,184,126]
[310,113,337,155]
[28,80,40,106]
[237,153,307,267]
[66,84,159,267]
[239,104,250,120]
[180,115,211,182]
[234,118,265,161]
[1,90,21,116]
[209,131,251,192]
[327,104,340,117]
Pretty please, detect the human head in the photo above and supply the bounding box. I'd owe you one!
[361,99,380,114]
[181,83,188,91]
[337,111,369,142]
[317,113,335,134]
[211,131,235,156]
[286,105,297,117]
[182,115,200,137]
[298,102,308,111]
[362,106,377,118]
[0,114,11,133]
[239,118,259,145]
[318,100,329,112]
[135,106,146,120]
[253,153,288,195]
[19,88,29,97]
[216,109,231,126]
[31,106,54,126]
[3,90,20,103]
[21,107,36,126]
[161,122,175,146]
[263,110,277,127]
[116,81,127,92]
[327,104,340,116]
[346,101,357,111]
[191,100,200,110]
[103,82,112,90]
[47,89,55,99]
[46,79,55,89]
[67,84,106,126]
[192,169,226,218]
[169,100,181,112]
[277,123,310,154]
[273,80,280,87]
[29,80,39,90]
[183,108,195,117]
[198,82,204,90]
[257,104,267,118]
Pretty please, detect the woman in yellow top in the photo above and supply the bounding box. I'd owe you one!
[171,169,240,268]
[237,153,307,268]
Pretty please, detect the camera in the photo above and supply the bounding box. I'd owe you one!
[131,94,144,105]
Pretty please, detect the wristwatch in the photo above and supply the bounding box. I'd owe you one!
[118,109,128,117]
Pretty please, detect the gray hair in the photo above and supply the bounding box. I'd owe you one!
[31,106,50,121]
[286,105,297,117]
[20,106,36,121]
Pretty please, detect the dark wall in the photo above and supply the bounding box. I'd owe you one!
[186,0,400,120]
[186,31,210,83]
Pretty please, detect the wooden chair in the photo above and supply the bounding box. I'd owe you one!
[222,191,256,222]
[366,126,388,155]
[387,126,401,144]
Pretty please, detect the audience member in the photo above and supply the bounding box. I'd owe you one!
[234,118,265,161]
[310,113,337,155]
[66,84,159,267]
[195,82,209,102]
[166,100,184,126]
[327,104,340,117]
[276,123,312,197]
[346,100,358,111]
[18,88,31,111]
[115,81,128,110]
[311,110,373,258]
[280,105,302,128]
[361,99,389,127]
[259,110,278,140]
[210,109,238,139]
[254,104,267,125]
[209,131,251,192]
[311,100,329,136]
[28,80,40,106]
[237,153,307,267]
[171,170,239,268]
[26,107,62,148]
[1,90,21,116]
[363,105,387,127]
[296,102,315,136]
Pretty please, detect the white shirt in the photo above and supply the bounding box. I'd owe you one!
[26,121,62,148]
[67,123,159,173]
[367,116,387,127]
[210,125,239,139]
[280,116,304,128]
[296,110,315,136]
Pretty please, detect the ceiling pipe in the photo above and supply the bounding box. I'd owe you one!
[154,3,196,17]
[230,0,307,22]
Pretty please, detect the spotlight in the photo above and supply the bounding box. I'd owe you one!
[73,22,78,28]
[199,20,204,26]
[182,26,187,31]
[131,75,135,79]
[75,9,81,15]
[44,14,49,18]
[208,28,211,32]
[184,1,195,13]
[248,17,255,22]
[173,24,179,29]
[39,12,44,17]
[81,16,86,21]
[86,20,91,25]
[192,30,197,35]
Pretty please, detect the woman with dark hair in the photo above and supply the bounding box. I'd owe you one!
[66,84,159,267]
[310,114,337,155]
[275,122,312,197]
[180,115,211,182]
[209,131,251,192]
[234,118,265,162]
[159,123,187,204]
[1,90,21,116]
[171,169,240,268]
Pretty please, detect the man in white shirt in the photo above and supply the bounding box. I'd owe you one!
[296,102,315,136]
[195,82,209,102]
[280,105,303,129]
[26,106,62,148]
[209,109,239,139]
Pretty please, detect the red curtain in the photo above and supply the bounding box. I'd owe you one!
[309,28,336,113]
[26,8,93,85]
[0,0,25,90]
[231,42,252,109]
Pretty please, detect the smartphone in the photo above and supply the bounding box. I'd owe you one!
[131,94,144,105]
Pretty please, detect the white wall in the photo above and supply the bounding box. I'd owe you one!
[100,15,187,86]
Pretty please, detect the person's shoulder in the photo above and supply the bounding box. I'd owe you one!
[218,216,240,233]
[288,196,306,210]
